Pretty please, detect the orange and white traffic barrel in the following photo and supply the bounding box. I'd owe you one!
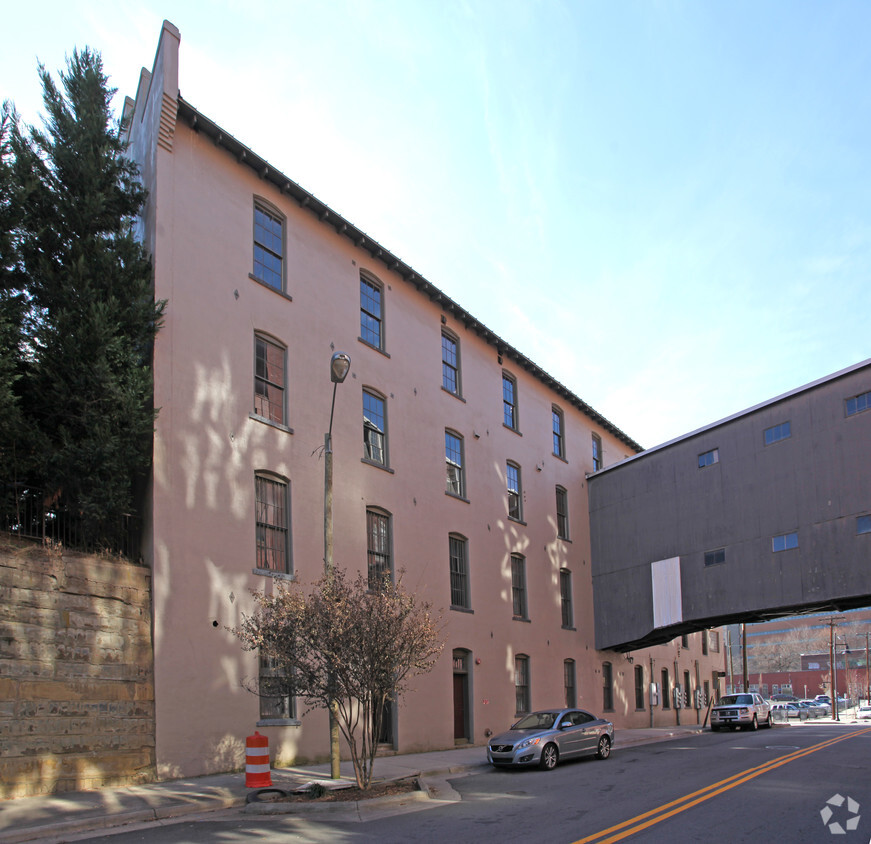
[245,731,272,787]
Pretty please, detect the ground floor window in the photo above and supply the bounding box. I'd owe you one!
[258,652,295,720]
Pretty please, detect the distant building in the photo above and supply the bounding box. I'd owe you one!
[123,21,725,780]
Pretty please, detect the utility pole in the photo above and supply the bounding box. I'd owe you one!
[741,623,748,692]
[866,632,870,706]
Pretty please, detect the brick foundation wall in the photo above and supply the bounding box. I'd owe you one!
[0,539,155,798]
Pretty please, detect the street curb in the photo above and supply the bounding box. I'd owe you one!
[0,796,246,844]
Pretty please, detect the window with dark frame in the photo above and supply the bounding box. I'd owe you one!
[552,407,565,458]
[511,554,527,619]
[764,421,791,445]
[363,389,387,465]
[556,486,569,539]
[507,462,522,521]
[846,390,871,417]
[858,515,871,535]
[560,568,573,628]
[366,508,391,588]
[503,373,518,430]
[634,665,645,710]
[442,331,460,395]
[515,654,530,715]
[704,548,726,566]
[360,275,383,349]
[255,474,290,573]
[698,448,719,468]
[701,631,709,656]
[603,662,614,711]
[254,334,285,424]
[592,433,602,471]
[258,651,294,720]
[564,659,577,708]
[445,431,465,497]
[253,203,283,290]
[684,670,692,708]
[449,534,470,609]
[661,668,670,709]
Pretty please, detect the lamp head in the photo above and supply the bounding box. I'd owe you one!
[330,352,351,384]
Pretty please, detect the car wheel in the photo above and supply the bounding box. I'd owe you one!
[765,713,773,728]
[711,725,720,732]
[596,736,611,759]
[749,715,758,731]
[539,743,559,771]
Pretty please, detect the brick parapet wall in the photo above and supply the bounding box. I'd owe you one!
[0,540,155,798]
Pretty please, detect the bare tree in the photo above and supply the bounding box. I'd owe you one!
[749,627,830,673]
[234,569,444,789]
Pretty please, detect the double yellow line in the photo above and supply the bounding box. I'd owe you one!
[574,727,871,844]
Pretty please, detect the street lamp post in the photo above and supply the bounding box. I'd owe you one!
[324,351,350,779]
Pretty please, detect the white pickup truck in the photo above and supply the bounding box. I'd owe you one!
[710,693,772,731]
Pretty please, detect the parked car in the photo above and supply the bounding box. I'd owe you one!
[711,693,772,730]
[487,708,614,770]
[814,694,831,704]
[771,702,803,719]
[795,701,823,718]
[857,705,871,720]
[800,699,830,715]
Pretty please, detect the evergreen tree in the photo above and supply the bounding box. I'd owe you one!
[6,49,165,550]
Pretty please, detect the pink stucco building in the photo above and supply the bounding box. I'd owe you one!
[124,21,724,780]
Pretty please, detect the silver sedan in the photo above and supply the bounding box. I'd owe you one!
[487,708,614,770]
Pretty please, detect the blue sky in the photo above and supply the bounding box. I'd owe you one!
[4,1,869,449]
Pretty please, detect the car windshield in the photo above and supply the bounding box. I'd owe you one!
[513,712,558,730]
[720,695,753,705]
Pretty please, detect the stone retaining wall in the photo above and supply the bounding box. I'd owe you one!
[0,539,155,798]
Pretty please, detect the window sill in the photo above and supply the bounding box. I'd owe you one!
[442,386,466,402]
[508,516,527,527]
[557,535,572,543]
[450,605,474,614]
[503,424,522,436]
[561,625,576,632]
[445,491,470,503]
[552,453,568,464]
[253,568,296,581]
[250,413,294,434]
[358,337,391,358]
[512,616,531,623]
[362,457,394,473]
[249,273,293,301]
[256,718,301,727]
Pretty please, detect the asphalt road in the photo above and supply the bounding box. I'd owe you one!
[77,723,871,844]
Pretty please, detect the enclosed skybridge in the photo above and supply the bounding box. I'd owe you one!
[589,359,871,653]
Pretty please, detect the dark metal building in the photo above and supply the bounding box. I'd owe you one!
[589,359,871,651]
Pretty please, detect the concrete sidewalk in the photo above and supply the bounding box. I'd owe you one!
[0,725,708,844]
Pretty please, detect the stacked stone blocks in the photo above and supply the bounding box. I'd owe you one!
[0,540,155,798]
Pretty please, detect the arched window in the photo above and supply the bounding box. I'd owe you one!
[253,199,285,291]
[254,332,286,424]
[603,662,614,711]
[441,330,461,395]
[366,507,392,588]
[564,659,577,708]
[360,271,385,350]
[515,654,530,715]
[254,472,290,574]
